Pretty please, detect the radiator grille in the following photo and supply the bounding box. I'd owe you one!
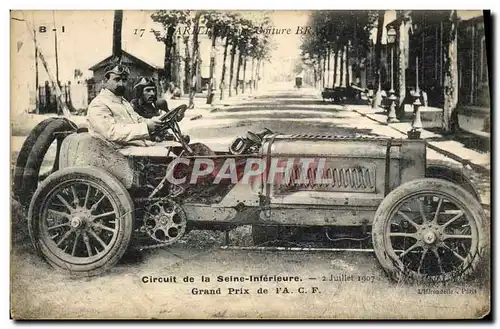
[277,165,376,192]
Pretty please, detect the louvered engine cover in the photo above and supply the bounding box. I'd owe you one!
[260,134,426,208]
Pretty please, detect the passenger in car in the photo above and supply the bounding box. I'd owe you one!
[131,77,167,119]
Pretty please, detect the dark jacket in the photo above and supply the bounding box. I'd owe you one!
[130,98,161,119]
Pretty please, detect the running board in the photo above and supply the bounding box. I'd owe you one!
[220,245,376,253]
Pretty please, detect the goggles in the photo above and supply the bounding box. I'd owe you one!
[104,64,131,77]
[133,77,156,90]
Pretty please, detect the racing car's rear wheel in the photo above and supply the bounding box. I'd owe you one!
[28,167,134,277]
[372,178,488,283]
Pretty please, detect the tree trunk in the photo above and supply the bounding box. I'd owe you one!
[313,65,317,88]
[322,54,326,89]
[442,10,459,133]
[175,36,182,90]
[317,60,322,88]
[261,61,265,87]
[242,57,247,94]
[219,36,230,100]
[235,45,244,95]
[189,13,201,108]
[183,35,191,95]
[326,47,331,88]
[333,47,338,88]
[346,41,350,86]
[228,37,237,97]
[355,20,361,84]
[255,59,261,90]
[207,26,217,104]
[250,57,255,93]
[396,11,410,119]
[339,45,345,87]
[164,26,176,84]
[372,10,385,108]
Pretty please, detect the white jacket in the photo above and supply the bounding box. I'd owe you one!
[87,88,152,146]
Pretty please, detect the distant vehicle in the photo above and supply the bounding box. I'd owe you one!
[295,77,302,88]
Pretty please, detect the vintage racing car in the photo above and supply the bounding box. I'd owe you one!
[13,105,489,283]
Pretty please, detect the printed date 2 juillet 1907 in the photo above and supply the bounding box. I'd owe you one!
[140,274,378,295]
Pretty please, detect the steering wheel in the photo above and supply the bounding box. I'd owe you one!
[156,104,193,155]
[158,104,187,124]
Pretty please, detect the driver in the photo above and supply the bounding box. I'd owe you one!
[86,64,162,147]
[130,77,168,119]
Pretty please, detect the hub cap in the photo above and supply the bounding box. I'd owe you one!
[423,231,437,245]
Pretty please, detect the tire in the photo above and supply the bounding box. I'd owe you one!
[13,118,58,198]
[252,225,299,246]
[426,165,481,202]
[372,178,489,283]
[17,118,76,207]
[28,166,134,277]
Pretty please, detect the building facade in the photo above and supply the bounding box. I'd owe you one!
[88,50,161,102]
[406,11,489,109]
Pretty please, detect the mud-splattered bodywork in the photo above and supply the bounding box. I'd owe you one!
[59,133,428,228]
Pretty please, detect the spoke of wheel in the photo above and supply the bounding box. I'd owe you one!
[71,186,79,207]
[47,209,71,218]
[83,233,93,257]
[56,229,73,247]
[432,248,445,275]
[71,232,80,256]
[92,211,115,220]
[417,249,429,274]
[88,229,107,250]
[56,194,74,212]
[398,243,419,259]
[93,223,117,234]
[432,198,443,223]
[397,211,420,229]
[389,232,417,238]
[90,194,106,212]
[443,234,472,240]
[441,243,466,263]
[442,211,464,228]
[47,222,70,231]
[417,198,428,223]
[83,185,91,209]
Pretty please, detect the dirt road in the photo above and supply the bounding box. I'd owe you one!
[10,235,490,319]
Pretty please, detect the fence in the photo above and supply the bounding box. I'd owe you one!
[36,81,74,114]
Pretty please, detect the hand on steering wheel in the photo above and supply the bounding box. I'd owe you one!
[154,104,193,155]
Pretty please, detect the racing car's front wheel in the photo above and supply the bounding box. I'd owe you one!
[28,167,134,277]
[372,178,489,283]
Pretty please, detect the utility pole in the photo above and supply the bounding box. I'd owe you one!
[34,26,39,113]
[52,11,59,86]
[21,12,72,118]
